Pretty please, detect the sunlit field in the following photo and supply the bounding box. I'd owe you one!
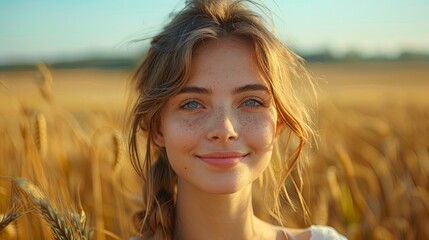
[0,62,428,239]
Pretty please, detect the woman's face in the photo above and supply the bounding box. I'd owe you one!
[155,38,279,194]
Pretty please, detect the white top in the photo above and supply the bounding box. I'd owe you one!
[282,225,347,240]
[309,225,348,240]
[130,225,348,240]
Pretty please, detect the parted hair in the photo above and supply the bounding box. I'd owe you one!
[129,0,316,239]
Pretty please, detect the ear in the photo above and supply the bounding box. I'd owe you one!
[153,130,165,147]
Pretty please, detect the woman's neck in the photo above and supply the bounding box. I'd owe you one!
[174,178,276,240]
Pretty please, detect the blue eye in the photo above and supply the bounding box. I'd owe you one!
[181,101,202,110]
[242,99,262,107]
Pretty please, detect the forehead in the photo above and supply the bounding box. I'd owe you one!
[192,37,254,67]
[188,37,267,87]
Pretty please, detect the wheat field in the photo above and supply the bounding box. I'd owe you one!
[0,62,428,239]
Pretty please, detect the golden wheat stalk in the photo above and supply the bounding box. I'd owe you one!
[69,212,90,240]
[36,63,53,103]
[326,166,341,203]
[112,130,124,172]
[34,112,48,157]
[20,107,33,153]
[89,141,106,240]
[335,144,377,226]
[37,200,76,240]
[18,107,51,192]
[13,178,82,240]
[0,203,23,232]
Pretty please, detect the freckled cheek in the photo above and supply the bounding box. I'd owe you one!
[162,116,204,173]
[237,113,277,148]
[163,114,206,151]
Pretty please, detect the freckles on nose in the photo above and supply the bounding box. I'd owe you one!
[212,108,236,127]
[205,108,239,139]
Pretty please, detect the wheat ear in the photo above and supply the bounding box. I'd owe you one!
[0,203,23,232]
[112,130,124,172]
[37,200,76,240]
[36,63,53,103]
[34,112,48,157]
[13,178,77,240]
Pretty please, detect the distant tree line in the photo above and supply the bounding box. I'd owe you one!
[300,50,429,62]
[1,50,429,71]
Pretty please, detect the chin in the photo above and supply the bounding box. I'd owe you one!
[189,173,254,195]
[201,185,243,195]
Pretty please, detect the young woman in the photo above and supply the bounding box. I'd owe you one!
[129,1,347,239]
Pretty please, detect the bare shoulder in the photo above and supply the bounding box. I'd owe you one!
[279,225,348,240]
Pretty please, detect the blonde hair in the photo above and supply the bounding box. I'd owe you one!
[129,0,316,239]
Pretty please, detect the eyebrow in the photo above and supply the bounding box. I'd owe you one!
[233,84,270,94]
[178,84,270,95]
[178,86,212,94]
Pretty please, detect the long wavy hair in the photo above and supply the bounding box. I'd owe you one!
[129,0,316,239]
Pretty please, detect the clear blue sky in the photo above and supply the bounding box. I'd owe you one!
[1,0,428,64]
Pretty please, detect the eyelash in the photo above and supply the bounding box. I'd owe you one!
[241,97,265,108]
[179,97,265,111]
[180,99,203,110]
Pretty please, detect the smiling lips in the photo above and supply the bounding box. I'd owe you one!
[197,151,248,169]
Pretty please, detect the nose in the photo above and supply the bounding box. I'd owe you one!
[207,107,238,142]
